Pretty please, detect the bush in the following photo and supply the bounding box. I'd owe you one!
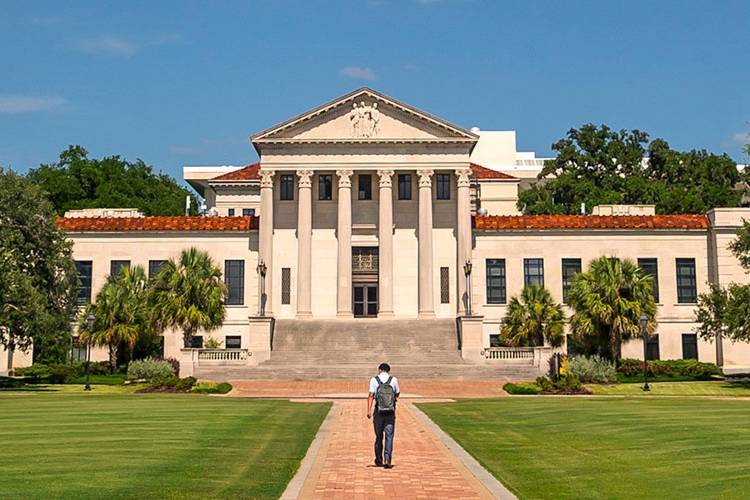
[618,358,722,379]
[126,358,175,381]
[164,357,180,378]
[567,355,617,384]
[192,382,233,394]
[535,373,589,394]
[503,382,541,395]
[12,364,82,384]
[139,376,197,393]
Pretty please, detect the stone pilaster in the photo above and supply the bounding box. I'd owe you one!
[296,169,314,318]
[377,169,395,317]
[336,170,354,317]
[417,169,435,318]
[455,168,472,316]
[258,170,275,316]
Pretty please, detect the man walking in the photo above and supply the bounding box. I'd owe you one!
[367,362,400,468]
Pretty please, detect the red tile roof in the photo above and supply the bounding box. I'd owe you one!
[474,214,709,231]
[210,163,260,182]
[470,163,517,180]
[57,216,258,232]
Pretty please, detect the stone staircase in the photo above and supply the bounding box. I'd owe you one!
[194,319,541,381]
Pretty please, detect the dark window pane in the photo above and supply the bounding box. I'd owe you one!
[319,174,333,200]
[561,258,581,304]
[646,334,660,361]
[242,208,254,217]
[524,258,544,288]
[148,260,166,278]
[228,208,235,216]
[638,258,660,303]
[489,334,501,347]
[75,261,93,305]
[367,286,377,302]
[225,336,241,349]
[398,174,412,200]
[440,267,450,304]
[354,287,364,301]
[354,302,364,316]
[676,258,697,303]
[682,333,698,360]
[190,336,204,349]
[436,173,451,200]
[224,260,244,305]
[110,260,130,277]
[281,268,291,304]
[358,175,372,200]
[280,175,294,200]
[486,259,506,304]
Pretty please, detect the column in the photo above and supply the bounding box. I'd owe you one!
[296,169,313,318]
[455,168,472,316]
[377,169,395,317]
[258,170,275,316]
[336,170,354,317]
[417,169,435,318]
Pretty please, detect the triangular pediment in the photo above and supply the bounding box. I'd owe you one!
[251,88,478,143]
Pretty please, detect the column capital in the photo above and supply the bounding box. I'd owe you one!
[259,170,275,188]
[455,168,472,188]
[416,169,434,188]
[296,169,314,189]
[336,169,354,188]
[377,169,395,188]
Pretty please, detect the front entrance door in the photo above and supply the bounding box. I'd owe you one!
[353,285,378,317]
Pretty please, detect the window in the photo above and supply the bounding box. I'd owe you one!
[281,267,291,304]
[486,259,506,304]
[319,174,333,200]
[225,260,244,305]
[148,260,166,278]
[398,174,412,200]
[436,173,451,200]
[646,334,660,361]
[71,337,87,362]
[561,258,581,304]
[676,258,697,303]
[190,336,204,349]
[110,260,130,277]
[358,174,372,200]
[75,260,93,305]
[242,208,255,217]
[524,258,544,288]
[440,267,450,304]
[228,208,235,216]
[638,258,660,303]
[489,334,501,347]
[225,336,242,349]
[682,333,698,360]
[280,174,294,200]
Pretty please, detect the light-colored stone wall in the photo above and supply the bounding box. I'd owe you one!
[476,180,520,215]
[212,185,261,216]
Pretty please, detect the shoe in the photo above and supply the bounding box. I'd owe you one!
[384,463,393,469]
[374,460,383,467]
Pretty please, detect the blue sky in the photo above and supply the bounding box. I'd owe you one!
[1,0,748,186]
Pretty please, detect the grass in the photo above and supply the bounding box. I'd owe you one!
[588,380,750,397]
[69,374,127,385]
[419,397,750,499]
[0,391,330,499]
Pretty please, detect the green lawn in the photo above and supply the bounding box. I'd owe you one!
[0,392,329,499]
[419,397,750,499]
[588,380,750,397]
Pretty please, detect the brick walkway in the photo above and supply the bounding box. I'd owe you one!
[295,400,497,499]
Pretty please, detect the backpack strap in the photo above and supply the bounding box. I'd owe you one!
[386,376,393,386]
[375,377,383,386]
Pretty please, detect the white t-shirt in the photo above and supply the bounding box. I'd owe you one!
[369,372,400,395]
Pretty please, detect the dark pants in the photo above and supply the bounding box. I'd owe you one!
[373,411,395,464]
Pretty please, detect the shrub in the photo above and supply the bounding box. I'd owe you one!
[192,382,233,394]
[503,382,541,395]
[164,357,180,378]
[174,376,197,391]
[618,358,642,376]
[618,358,722,379]
[535,373,589,394]
[126,358,175,381]
[141,376,197,393]
[203,337,222,349]
[12,364,82,384]
[567,355,617,384]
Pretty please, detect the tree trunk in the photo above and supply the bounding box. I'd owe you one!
[612,328,623,362]
[6,338,14,373]
[183,326,194,348]
[109,344,118,374]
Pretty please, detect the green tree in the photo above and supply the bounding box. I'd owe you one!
[0,168,77,363]
[568,257,656,362]
[695,283,750,344]
[78,266,150,372]
[729,220,750,270]
[27,145,197,216]
[518,124,746,215]
[499,286,565,347]
[148,248,226,348]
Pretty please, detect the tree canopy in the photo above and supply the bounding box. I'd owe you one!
[499,286,565,347]
[0,168,77,362]
[518,124,747,215]
[27,145,197,216]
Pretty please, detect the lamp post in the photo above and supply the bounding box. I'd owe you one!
[463,260,473,317]
[640,313,650,392]
[257,260,268,317]
[85,312,94,391]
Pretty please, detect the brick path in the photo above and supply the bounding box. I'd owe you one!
[296,400,496,499]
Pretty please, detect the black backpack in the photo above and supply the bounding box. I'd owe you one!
[375,376,396,413]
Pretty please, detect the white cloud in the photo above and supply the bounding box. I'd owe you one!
[73,35,137,56]
[0,95,66,113]
[729,132,749,147]
[339,66,377,81]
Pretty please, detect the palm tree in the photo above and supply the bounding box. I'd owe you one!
[148,247,226,348]
[568,257,656,362]
[79,265,149,373]
[500,286,565,347]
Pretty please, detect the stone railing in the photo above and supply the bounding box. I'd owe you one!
[196,349,249,362]
[481,346,553,368]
